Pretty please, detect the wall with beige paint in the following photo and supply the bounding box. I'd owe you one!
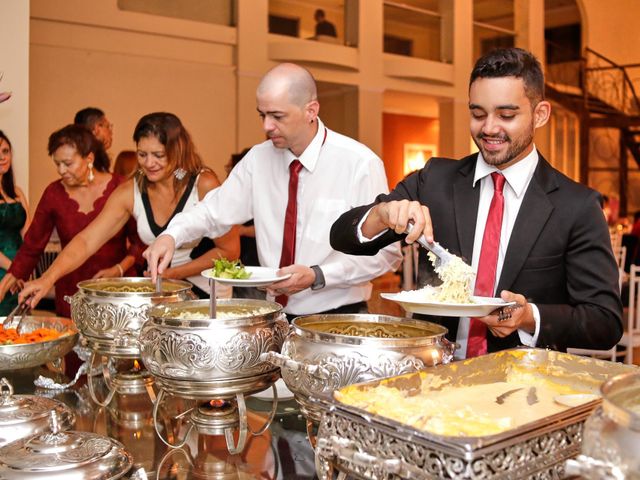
[580,0,640,65]
[0,0,30,198]
[28,0,237,208]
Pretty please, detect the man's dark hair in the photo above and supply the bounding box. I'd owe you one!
[469,48,545,105]
[314,9,325,20]
[74,107,105,129]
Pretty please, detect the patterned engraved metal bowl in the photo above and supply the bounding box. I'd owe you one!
[567,371,640,479]
[0,316,78,371]
[0,411,132,479]
[139,299,289,399]
[66,277,194,358]
[0,378,75,447]
[261,314,456,422]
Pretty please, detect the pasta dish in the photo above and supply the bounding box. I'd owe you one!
[396,251,475,304]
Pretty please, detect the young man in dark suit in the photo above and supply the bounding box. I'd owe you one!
[330,47,623,358]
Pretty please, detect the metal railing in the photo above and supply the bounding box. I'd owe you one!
[583,47,640,116]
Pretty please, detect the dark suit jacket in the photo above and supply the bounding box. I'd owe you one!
[330,153,623,353]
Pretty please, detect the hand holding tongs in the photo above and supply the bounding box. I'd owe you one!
[405,223,456,270]
[1,297,32,332]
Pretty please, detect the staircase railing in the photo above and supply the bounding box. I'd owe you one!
[584,47,640,116]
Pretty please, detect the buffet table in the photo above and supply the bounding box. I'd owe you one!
[1,366,317,479]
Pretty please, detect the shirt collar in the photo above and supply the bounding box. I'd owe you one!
[473,146,539,198]
[283,118,326,172]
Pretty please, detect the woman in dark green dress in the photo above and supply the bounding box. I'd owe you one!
[0,131,30,315]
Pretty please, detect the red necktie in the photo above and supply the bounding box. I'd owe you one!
[467,172,506,358]
[276,159,303,307]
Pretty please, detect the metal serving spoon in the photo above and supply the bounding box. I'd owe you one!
[405,223,457,270]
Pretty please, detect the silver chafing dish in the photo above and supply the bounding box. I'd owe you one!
[0,378,74,447]
[139,298,288,454]
[261,314,456,423]
[66,277,194,358]
[66,277,194,407]
[0,411,133,479]
[566,370,640,479]
[314,348,635,480]
[0,315,78,371]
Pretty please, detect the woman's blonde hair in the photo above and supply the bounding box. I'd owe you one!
[133,112,205,195]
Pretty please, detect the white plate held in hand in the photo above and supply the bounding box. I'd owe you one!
[380,292,515,317]
[201,266,292,287]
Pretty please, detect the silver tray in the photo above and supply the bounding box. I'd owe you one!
[314,348,637,479]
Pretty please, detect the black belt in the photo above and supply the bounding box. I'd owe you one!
[285,300,368,322]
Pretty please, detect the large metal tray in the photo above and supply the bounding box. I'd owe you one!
[314,348,637,479]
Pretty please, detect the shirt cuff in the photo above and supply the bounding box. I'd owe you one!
[163,226,182,248]
[517,303,540,346]
[319,261,344,289]
[356,207,389,243]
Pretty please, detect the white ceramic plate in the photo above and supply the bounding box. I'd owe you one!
[201,266,292,287]
[380,292,515,317]
[251,378,295,401]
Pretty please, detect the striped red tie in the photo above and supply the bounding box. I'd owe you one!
[276,159,303,307]
[467,172,506,357]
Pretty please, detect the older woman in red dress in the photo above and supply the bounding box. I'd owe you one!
[0,124,142,317]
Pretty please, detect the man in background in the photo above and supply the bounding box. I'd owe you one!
[314,9,337,38]
[74,107,113,152]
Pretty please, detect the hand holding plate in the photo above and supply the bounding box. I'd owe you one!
[266,264,315,297]
[483,291,534,338]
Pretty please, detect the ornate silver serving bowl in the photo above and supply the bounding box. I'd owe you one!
[0,316,78,371]
[0,411,133,479]
[566,370,640,479]
[66,277,194,358]
[139,299,288,454]
[261,314,456,422]
[139,299,288,399]
[0,378,74,447]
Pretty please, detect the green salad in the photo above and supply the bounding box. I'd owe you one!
[212,259,251,279]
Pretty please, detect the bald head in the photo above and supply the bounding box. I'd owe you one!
[257,63,317,108]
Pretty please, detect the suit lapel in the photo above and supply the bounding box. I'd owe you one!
[453,156,480,263]
[496,155,558,292]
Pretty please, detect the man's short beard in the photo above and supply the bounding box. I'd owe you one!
[474,126,534,167]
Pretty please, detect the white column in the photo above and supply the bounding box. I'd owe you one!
[439,0,473,159]
[236,0,271,152]
[357,0,384,156]
[515,0,546,65]
[0,0,30,200]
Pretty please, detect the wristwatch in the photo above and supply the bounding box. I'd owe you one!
[310,265,326,291]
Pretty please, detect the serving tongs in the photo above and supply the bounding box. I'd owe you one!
[1,297,32,333]
[405,223,457,270]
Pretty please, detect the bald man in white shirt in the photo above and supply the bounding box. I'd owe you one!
[145,63,401,316]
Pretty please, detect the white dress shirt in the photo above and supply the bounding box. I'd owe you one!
[164,118,402,315]
[455,148,541,358]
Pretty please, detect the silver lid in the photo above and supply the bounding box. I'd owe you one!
[0,379,74,446]
[0,411,132,479]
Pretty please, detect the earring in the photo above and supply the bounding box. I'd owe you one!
[174,168,187,180]
[87,162,94,183]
